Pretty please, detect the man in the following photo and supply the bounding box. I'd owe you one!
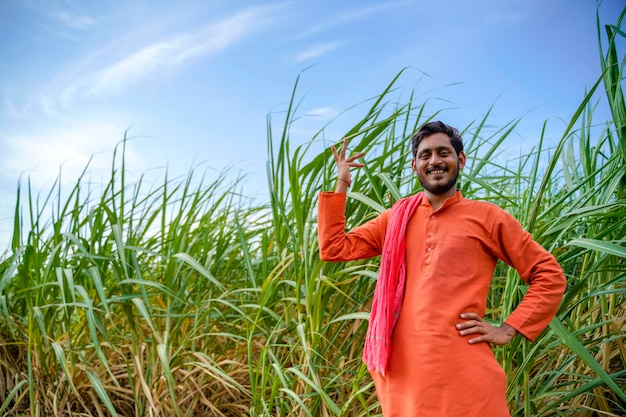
[317,121,566,416]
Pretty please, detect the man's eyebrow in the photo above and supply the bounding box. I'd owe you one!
[417,145,454,154]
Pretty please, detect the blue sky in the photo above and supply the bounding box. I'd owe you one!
[0,0,622,249]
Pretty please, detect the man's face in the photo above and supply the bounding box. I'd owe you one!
[411,132,466,195]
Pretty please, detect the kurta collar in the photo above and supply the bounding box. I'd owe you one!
[419,190,464,212]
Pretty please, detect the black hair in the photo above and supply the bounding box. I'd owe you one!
[411,121,463,158]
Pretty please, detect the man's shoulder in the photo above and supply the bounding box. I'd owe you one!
[460,198,514,216]
[461,197,501,209]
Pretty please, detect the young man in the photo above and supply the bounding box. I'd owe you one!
[317,121,566,416]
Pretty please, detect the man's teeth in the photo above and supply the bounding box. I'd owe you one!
[429,169,445,174]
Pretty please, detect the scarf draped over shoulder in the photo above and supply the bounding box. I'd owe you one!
[363,192,423,375]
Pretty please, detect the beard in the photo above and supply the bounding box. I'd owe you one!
[417,164,460,195]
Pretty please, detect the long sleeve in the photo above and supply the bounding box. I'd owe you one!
[317,192,390,262]
[491,210,566,341]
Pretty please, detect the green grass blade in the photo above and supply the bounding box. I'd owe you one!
[550,319,626,403]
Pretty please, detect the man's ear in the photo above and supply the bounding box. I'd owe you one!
[411,158,417,174]
[458,152,466,169]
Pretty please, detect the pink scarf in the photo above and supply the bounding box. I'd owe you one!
[363,192,423,375]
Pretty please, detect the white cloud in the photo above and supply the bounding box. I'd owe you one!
[305,106,338,120]
[76,6,275,98]
[86,42,180,96]
[10,4,280,117]
[4,96,25,118]
[295,42,342,62]
[294,1,409,40]
[50,10,95,30]
[15,0,95,30]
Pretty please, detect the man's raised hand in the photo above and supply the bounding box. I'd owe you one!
[330,137,365,192]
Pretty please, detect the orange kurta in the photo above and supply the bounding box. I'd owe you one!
[318,191,565,417]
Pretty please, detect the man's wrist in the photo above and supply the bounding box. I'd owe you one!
[500,323,518,337]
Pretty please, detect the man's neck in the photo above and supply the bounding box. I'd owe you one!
[425,189,457,211]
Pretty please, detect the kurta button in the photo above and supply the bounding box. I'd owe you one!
[428,232,434,237]
[431,215,436,219]
[426,247,432,252]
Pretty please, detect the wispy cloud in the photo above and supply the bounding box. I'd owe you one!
[86,41,184,96]
[4,95,25,118]
[295,42,343,62]
[50,10,95,30]
[55,6,276,100]
[304,106,338,120]
[15,0,95,30]
[294,1,409,40]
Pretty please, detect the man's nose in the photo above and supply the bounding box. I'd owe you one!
[429,153,443,165]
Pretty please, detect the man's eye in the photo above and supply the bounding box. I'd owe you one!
[420,154,430,159]
[440,151,449,156]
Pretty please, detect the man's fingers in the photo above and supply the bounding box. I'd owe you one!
[340,137,348,158]
[331,141,365,169]
[468,335,487,344]
[458,326,481,335]
[456,315,514,346]
[460,312,482,321]
[345,151,366,162]
[459,325,494,344]
[330,144,339,162]
[457,322,488,335]
[456,319,483,330]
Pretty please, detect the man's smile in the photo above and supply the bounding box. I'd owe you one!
[427,168,447,175]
